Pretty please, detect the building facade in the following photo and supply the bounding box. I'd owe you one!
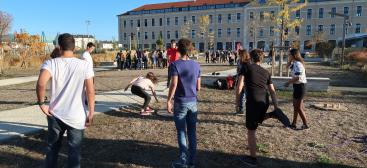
[118,0,366,53]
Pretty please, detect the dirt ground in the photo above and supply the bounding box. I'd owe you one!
[0,63,366,168]
[0,86,366,168]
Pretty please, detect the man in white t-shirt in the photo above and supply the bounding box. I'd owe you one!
[36,33,95,168]
[81,42,95,71]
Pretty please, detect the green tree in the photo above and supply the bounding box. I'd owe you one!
[199,15,210,51]
[156,35,164,50]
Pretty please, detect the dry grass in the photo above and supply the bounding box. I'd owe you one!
[0,87,366,168]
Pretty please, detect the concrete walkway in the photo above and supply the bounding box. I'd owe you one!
[0,82,169,142]
[0,67,115,87]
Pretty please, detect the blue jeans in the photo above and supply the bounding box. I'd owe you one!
[239,90,246,112]
[45,116,84,168]
[173,101,198,166]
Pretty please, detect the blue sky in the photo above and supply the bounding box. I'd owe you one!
[0,0,183,41]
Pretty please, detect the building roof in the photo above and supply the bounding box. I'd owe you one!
[73,34,95,38]
[130,0,250,12]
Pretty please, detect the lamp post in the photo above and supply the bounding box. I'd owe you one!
[136,27,140,50]
[328,12,350,67]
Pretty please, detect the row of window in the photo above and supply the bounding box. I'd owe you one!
[122,13,242,29]
[127,3,246,15]
[249,6,363,21]
[122,28,242,41]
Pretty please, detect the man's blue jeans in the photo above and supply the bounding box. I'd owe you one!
[45,116,84,168]
[173,101,198,166]
[239,90,246,112]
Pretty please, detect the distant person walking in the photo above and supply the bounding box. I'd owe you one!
[36,33,95,168]
[80,42,95,71]
[285,48,309,130]
[167,40,180,87]
[167,38,201,168]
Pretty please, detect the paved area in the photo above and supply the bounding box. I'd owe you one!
[0,82,168,142]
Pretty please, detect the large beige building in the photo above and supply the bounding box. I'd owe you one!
[118,0,366,53]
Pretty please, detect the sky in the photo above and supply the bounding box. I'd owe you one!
[0,0,184,41]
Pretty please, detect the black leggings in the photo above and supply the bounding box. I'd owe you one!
[131,85,151,109]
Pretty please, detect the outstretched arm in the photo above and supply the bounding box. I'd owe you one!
[124,77,139,91]
[151,87,159,102]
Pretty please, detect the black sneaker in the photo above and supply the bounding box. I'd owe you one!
[239,156,258,167]
[273,108,291,127]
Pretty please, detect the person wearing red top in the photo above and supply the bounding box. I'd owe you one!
[167,40,180,87]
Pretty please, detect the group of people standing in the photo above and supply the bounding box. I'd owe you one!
[205,49,237,65]
[115,41,179,71]
[36,33,308,168]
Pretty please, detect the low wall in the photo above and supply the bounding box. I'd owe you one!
[201,70,330,92]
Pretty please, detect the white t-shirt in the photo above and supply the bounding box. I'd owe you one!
[290,61,307,84]
[132,77,154,90]
[41,57,95,129]
[81,51,94,70]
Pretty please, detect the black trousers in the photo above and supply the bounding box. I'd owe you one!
[131,85,151,109]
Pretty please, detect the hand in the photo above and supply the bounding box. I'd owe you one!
[284,82,290,88]
[85,114,94,127]
[167,100,173,114]
[40,105,52,116]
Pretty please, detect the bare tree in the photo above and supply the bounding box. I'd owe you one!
[0,11,13,44]
[180,20,192,39]
[199,15,210,51]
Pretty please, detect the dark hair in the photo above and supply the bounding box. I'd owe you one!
[250,49,264,63]
[146,72,158,84]
[289,48,304,65]
[238,49,250,64]
[87,42,95,48]
[171,39,176,43]
[50,46,61,59]
[177,38,192,56]
[58,33,75,51]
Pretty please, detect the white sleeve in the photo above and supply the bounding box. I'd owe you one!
[41,60,52,77]
[85,62,95,80]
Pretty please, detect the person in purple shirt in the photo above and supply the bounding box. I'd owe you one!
[167,38,201,168]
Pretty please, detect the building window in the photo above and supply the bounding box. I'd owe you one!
[152,32,155,40]
[218,29,222,38]
[209,28,213,34]
[250,12,254,19]
[175,17,179,25]
[306,25,311,35]
[201,32,204,38]
[144,19,148,27]
[296,10,301,19]
[237,13,241,21]
[124,33,127,40]
[330,24,335,35]
[331,7,336,18]
[270,26,274,36]
[319,8,324,18]
[295,26,300,35]
[145,32,148,39]
[130,20,133,28]
[167,18,170,26]
[307,9,312,19]
[175,31,179,39]
[270,11,275,18]
[184,16,187,24]
[138,32,141,39]
[237,28,240,38]
[191,30,195,39]
[209,15,213,23]
[344,7,349,15]
[159,18,163,26]
[304,40,312,50]
[123,20,126,28]
[259,28,264,37]
[137,19,140,27]
[356,23,361,33]
[260,11,264,21]
[285,41,290,47]
[357,6,362,16]
[227,28,231,36]
[318,25,324,32]
[192,16,196,24]
[218,14,222,23]
[227,14,232,23]
[284,28,289,35]
[152,19,155,26]
[167,31,171,39]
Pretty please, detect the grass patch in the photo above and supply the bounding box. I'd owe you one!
[256,143,269,153]
[307,142,326,149]
[317,154,334,164]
